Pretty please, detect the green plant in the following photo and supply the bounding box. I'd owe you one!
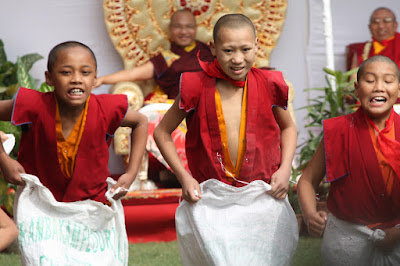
[0,39,46,215]
[297,67,358,171]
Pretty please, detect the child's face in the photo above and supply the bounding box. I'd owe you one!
[211,26,257,81]
[355,61,400,122]
[45,46,97,108]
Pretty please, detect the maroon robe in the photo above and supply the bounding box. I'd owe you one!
[150,41,214,99]
[12,88,128,203]
[179,68,288,186]
[324,108,400,229]
[346,32,400,70]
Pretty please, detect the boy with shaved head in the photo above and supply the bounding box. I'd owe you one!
[154,14,298,265]
[298,55,400,264]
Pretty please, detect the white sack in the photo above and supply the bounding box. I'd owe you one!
[14,174,128,266]
[175,179,298,266]
[322,213,400,265]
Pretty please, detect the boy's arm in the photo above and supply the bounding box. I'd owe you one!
[376,227,400,252]
[0,99,25,185]
[111,110,148,199]
[95,61,155,88]
[297,140,327,237]
[154,100,202,203]
[268,106,297,199]
[0,208,18,251]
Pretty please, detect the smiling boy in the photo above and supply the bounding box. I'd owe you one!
[0,41,148,203]
[154,14,298,265]
[298,55,400,264]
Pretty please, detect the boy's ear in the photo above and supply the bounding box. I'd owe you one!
[92,71,98,88]
[354,81,359,97]
[45,71,53,86]
[210,41,216,56]
[397,82,400,98]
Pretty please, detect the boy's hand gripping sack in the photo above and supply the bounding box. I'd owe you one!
[175,179,299,266]
[14,174,128,266]
[322,213,400,265]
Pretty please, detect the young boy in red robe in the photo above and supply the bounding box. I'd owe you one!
[154,14,298,265]
[298,55,400,264]
[0,41,148,202]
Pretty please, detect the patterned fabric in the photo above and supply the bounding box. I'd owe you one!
[140,104,188,172]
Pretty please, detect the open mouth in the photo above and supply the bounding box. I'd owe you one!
[370,96,387,103]
[68,88,84,95]
[231,67,244,71]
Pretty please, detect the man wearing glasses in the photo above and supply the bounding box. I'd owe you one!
[347,7,400,72]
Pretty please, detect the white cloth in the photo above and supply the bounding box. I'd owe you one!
[175,179,298,266]
[14,174,128,266]
[322,213,400,265]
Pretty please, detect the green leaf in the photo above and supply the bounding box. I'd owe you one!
[0,39,7,66]
[17,57,36,90]
[21,53,43,72]
[343,67,358,78]
[323,67,336,76]
[38,82,54,93]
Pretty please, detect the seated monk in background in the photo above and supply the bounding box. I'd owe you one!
[347,7,400,79]
[95,9,214,100]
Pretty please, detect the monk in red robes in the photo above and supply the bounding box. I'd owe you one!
[347,7,400,73]
[298,55,400,264]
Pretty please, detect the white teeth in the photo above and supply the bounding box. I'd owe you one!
[371,96,386,102]
[69,89,83,95]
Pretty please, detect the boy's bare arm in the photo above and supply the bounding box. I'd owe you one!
[95,61,155,88]
[111,110,148,199]
[376,227,400,252]
[0,208,18,251]
[154,100,202,203]
[268,107,297,199]
[297,140,327,237]
[0,99,25,185]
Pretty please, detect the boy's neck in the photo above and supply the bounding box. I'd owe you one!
[57,101,86,121]
[216,78,244,91]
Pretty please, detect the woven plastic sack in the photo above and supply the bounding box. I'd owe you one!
[14,174,128,266]
[175,179,298,266]
[322,213,400,265]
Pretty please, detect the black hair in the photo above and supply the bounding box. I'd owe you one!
[47,41,97,72]
[357,55,400,82]
[213,14,256,43]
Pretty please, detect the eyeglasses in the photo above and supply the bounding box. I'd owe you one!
[370,17,395,25]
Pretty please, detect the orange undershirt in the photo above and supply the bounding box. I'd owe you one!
[373,36,395,54]
[56,96,89,178]
[215,82,247,181]
[366,117,395,196]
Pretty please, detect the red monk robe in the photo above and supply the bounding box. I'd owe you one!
[346,32,400,71]
[12,88,128,203]
[179,62,288,186]
[324,107,400,229]
[150,41,214,99]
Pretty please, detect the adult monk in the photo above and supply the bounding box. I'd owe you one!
[96,9,214,99]
[347,7,400,73]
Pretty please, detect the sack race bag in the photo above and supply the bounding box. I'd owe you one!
[14,174,128,266]
[322,213,400,265]
[175,179,298,266]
